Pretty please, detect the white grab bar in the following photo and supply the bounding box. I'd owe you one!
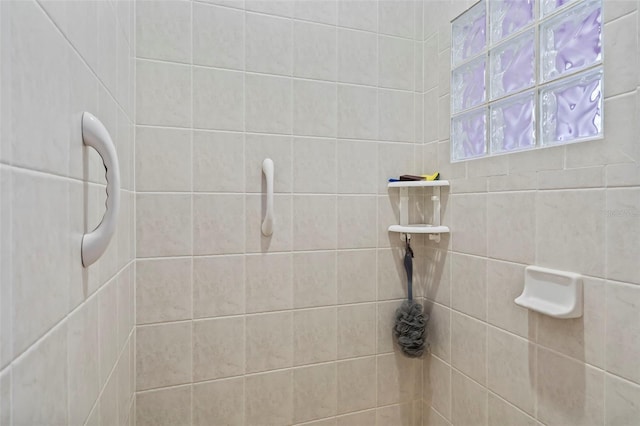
[261,158,274,236]
[81,112,121,267]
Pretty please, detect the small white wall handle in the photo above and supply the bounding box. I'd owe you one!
[82,112,121,267]
[261,158,274,236]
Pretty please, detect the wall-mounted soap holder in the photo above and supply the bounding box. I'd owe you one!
[515,266,583,318]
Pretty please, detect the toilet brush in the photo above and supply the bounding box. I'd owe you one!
[393,235,427,357]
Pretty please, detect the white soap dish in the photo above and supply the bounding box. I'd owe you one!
[514,266,583,319]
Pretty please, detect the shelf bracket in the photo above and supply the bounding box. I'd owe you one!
[399,187,409,226]
[398,187,413,243]
[429,187,441,242]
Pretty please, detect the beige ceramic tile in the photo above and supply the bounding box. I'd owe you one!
[294,307,337,365]
[377,352,422,406]
[136,322,192,391]
[245,370,293,426]
[337,249,377,304]
[192,2,244,69]
[337,196,378,249]
[486,260,533,339]
[337,303,376,359]
[135,0,190,62]
[245,12,292,75]
[67,297,100,426]
[136,258,192,324]
[294,363,338,423]
[293,251,337,308]
[605,374,640,426]
[12,325,68,425]
[536,190,605,278]
[135,126,191,192]
[193,378,244,426]
[423,354,451,420]
[451,312,487,385]
[192,130,244,193]
[450,253,487,321]
[451,370,487,426]
[487,327,535,415]
[425,302,451,362]
[245,253,293,313]
[246,311,293,373]
[293,195,337,250]
[193,194,245,255]
[337,409,377,426]
[136,60,190,127]
[537,347,604,426]
[193,317,245,381]
[337,357,376,414]
[337,29,377,86]
[487,192,536,264]
[375,401,423,426]
[606,188,640,285]
[293,82,338,138]
[488,393,536,426]
[136,194,191,258]
[193,255,245,318]
[193,67,244,131]
[136,385,192,426]
[605,281,640,384]
[293,20,336,80]
[293,137,337,193]
[450,194,487,256]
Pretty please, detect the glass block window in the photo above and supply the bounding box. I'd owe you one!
[450,0,603,162]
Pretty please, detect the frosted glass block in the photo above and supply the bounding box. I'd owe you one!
[489,0,535,44]
[452,1,486,67]
[451,108,487,161]
[542,0,579,17]
[490,91,535,153]
[490,30,535,100]
[540,67,603,145]
[452,56,486,113]
[541,0,602,82]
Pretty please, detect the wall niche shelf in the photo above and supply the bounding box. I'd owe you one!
[387,180,450,242]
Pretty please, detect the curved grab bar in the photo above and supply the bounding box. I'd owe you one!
[81,112,121,267]
[261,158,274,236]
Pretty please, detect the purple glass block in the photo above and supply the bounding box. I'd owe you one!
[490,0,535,44]
[542,0,579,16]
[541,0,602,82]
[452,57,486,113]
[490,30,535,99]
[490,91,535,153]
[540,68,603,145]
[452,1,487,66]
[452,109,487,161]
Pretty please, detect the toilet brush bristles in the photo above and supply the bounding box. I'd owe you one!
[394,299,428,357]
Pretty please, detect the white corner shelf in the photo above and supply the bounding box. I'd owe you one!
[387,180,450,242]
[387,180,450,188]
[388,224,450,234]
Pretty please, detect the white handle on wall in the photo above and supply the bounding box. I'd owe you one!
[261,158,274,236]
[81,112,121,267]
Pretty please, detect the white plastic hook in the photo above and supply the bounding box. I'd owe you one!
[81,112,121,267]
[261,158,274,236]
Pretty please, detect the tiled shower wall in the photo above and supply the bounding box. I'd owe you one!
[134,0,430,424]
[421,0,640,425]
[0,0,136,425]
